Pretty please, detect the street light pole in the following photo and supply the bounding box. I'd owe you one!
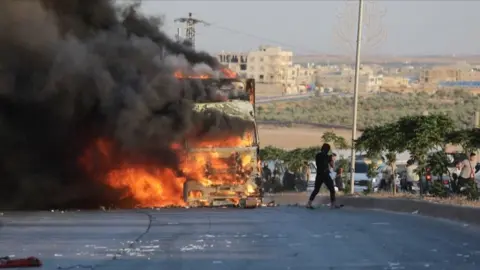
[349,0,364,194]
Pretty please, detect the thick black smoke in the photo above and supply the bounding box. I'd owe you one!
[0,0,251,210]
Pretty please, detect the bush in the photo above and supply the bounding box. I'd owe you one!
[463,181,479,201]
[344,178,351,194]
[430,180,448,198]
[363,181,373,195]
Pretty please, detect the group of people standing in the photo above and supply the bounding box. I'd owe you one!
[264,144,480,208]
[394,152,478,194]
[305,146,480,207]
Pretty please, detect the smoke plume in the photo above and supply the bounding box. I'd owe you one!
[0,0,251,210]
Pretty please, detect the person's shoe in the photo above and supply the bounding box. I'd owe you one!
[330,203,342,209]
[306,201,314,209]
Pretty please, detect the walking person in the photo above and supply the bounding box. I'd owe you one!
[306,143,340,209]
[405,159,419,191]
[458,153,477,192]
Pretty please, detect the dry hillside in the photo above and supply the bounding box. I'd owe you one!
[258,123,360,149]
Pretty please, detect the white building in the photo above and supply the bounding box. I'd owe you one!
[217,45,319,93]
[246,45,293,84]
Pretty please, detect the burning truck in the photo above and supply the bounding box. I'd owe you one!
[0,0,265,210]
[79,69,262,209]
[176,69,262,208]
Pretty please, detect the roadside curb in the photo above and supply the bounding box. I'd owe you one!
[337,196,480,226]
[263,193,480,226]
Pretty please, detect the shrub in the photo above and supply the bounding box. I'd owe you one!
[430,180,448,198]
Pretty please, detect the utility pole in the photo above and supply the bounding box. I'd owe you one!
[174,12,209,49]
[349,0,365,194]
[473,111,479,128]
[175,28,182,42]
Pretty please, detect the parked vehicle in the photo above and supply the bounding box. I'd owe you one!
[330,156,388,193]
[349,161,382,193]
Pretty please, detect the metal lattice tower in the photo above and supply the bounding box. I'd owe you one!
[174,13,209,49]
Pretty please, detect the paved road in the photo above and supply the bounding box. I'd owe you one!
[256,93,351,104]
[256,92,357,104]
[1,207,480,269]
[256,93,313,104]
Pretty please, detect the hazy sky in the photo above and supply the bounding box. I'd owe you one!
[139,0,480,56]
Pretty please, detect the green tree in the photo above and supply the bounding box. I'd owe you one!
[283,148,306,172]
[336,157,351,192]
[356,123,404,194]
[397,114,455,195]
[426,151,451,197]
[444,128,480,199]
[321,131,349,149]
[445,128,480,155]
[355,126,385,158]
[365,163,378,195]
[259,146,287,161]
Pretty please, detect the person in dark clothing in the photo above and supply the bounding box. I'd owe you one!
[262,163,272,182]
[306,143,339,209]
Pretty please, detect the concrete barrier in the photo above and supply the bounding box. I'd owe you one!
[263,193,480,226]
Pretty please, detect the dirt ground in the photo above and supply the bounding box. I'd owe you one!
[258,124,361,149]
[255,84,283,97]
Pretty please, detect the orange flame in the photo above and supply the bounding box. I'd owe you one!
[174,71,211,79]
[221,68,237,79]
[190,131,253,148]
[79,130,256,207]
[174,67,237,80]
[79,139,186,207]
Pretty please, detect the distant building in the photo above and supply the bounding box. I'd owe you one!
[246,45,293,84]
[217,51,248,77]
[217,45,294,84]
[217,46,322,94]
[315,67,383,93]
[381,76,411,92]
[419,62,480,92]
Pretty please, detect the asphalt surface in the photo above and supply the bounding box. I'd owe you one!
[255,92,357,104]
[1,207,480,270]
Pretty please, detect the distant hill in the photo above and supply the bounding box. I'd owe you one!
[294,54,480,65]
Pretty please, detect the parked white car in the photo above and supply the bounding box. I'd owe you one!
[343,161,384,193]
[306,160,377,193]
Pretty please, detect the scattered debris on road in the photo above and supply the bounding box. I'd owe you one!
[0,256,42,268]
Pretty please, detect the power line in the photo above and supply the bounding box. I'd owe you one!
[206,23,322,54]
